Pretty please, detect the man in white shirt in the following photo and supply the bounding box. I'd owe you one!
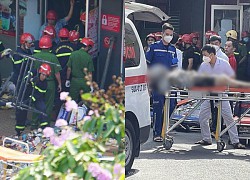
[210,35,229,62]
[171,33,183,69]
[195,44,245,149]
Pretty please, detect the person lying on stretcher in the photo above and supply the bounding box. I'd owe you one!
[148,44,247,149]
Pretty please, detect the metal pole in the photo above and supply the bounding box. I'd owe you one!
[100,36,115,89]
[203,0,207,46]
[97,0,102,83]
[85,0,89,37]
[16,0,20,47]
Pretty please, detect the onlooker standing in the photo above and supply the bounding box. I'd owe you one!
[225,41,237,72]
[144,33,156,52]
[39,0,75,43]
[171,33,183,69]
[182,34,195,70]
[209,35,229,61]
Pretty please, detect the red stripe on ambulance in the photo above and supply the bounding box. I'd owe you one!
[125,75,147,86]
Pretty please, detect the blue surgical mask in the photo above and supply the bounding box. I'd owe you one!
[243,37,249,43]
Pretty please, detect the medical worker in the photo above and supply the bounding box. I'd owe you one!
[196,44,245,149]
[146,23,178,142]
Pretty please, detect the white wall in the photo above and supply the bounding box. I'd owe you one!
[24,0,41,40]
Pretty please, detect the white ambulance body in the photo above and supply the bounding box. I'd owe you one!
[124,2,170,173]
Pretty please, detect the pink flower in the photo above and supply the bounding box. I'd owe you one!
[60,92,69,100]
[88,163,101,177]
[97,169,112,180]
[82,132,93,140]
[50,136,65,147]
[113,164,123,175]
[94,110,100,117]
[88,110,94,116]
[65,100,78,111]
[55,119,68,127]
[43,127,54,138]
[83,116,91,121]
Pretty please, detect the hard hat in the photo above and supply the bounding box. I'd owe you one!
[241,31,249,38]
[80,12,86,22]
[154,32,162,41]
[181,34,192,44]
[190,32,199,39]
[69,30,80,42]
[39,35,52,49]
[59,28,69,38]
[81,37,94,48]
[226,30,237,40]
[20,33,35,44]
[146,33,156,41]
[205,30,218,39]
[46,10,57,20]
[39,63,51,76]
[43,26,56,39]
[209,35,222,43]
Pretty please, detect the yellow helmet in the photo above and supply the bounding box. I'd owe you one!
[226,30,237,40]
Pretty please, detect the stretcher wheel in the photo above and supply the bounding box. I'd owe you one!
[217,141,225,152]
[163,137,173,150]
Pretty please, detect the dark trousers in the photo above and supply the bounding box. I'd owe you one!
[153,91,176,137]
[16,99,47,134]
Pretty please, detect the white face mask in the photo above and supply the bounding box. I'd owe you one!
[163,35,173,43]
[213,45,220,52]
[203,56,211,63]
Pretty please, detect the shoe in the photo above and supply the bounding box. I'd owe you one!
[5,102,14,108]
[153,136,163,142]
[211,132,216,138]
[232,143,246,149]
[195,140,212,145]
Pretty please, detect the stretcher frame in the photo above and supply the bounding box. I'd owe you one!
[0,137,43,179]
[11,51,60,116]
[161,86,250,152]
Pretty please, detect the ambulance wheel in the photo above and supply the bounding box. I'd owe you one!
[217,141,225,152]
[125,120,136,174]
[163,137,173,150]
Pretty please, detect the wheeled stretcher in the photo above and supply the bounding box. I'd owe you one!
[0,137,43,179]
[161,86,250,152]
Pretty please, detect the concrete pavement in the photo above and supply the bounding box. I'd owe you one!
[126,129,250,180]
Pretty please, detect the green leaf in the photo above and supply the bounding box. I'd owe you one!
[75,165,84,177]
[66,141,77,156]
[81,93,92,100]
[68,156,77,169]
[104,125,115,138]
[75,152,84,161]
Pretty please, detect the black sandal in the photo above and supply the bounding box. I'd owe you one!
[195,140,212,145]
[232,143,246,149]
[153,136,163,142]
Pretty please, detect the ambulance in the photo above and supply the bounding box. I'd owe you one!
[124,1,170,173]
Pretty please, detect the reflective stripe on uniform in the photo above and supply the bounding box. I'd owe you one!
[34,86,46,93]
[34,49,41,53]
[40,122,48,126]
[15,126,25,129]
[234,52,239,55]
[11,57,28,64]
[56,53,71,57]
[248,51,250,54]
[194,52,200,56]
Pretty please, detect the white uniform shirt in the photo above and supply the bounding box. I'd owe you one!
[216,49,229,62]
[176,48,183,69]
[198,57,235,77]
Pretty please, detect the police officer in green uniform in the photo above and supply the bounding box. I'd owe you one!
[66,37,94,102]
[33,35,62,126]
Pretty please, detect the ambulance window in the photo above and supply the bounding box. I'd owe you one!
[124,23,140,68]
